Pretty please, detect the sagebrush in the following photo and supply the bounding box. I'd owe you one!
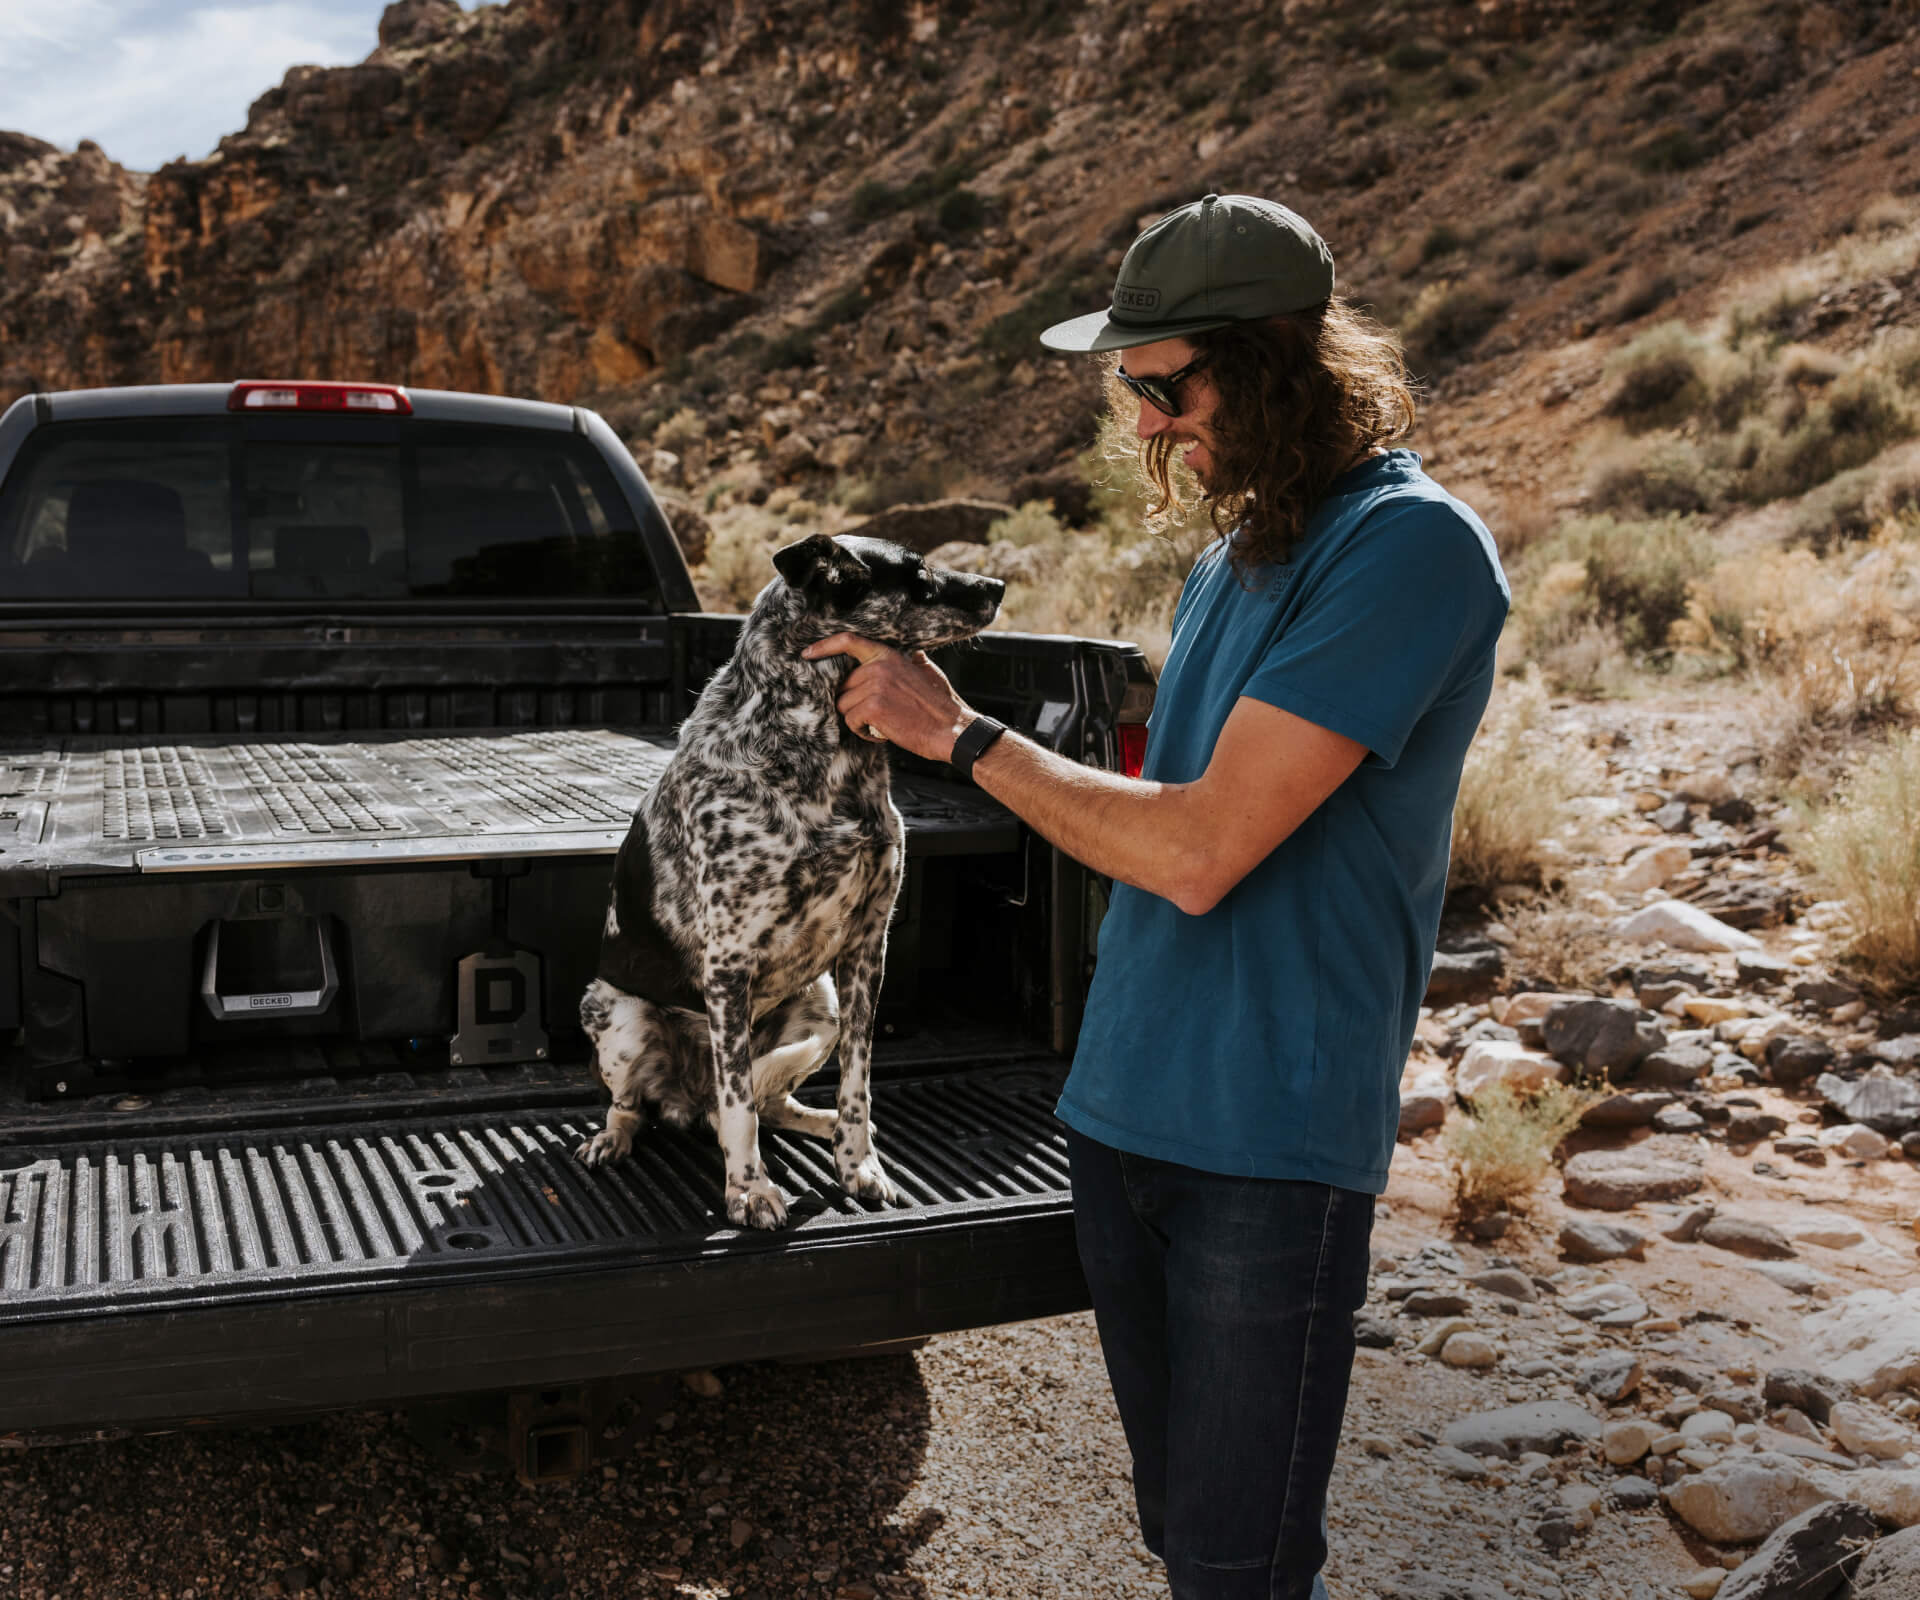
[1805,729,1920,996]
[1445,1077,1594,1222]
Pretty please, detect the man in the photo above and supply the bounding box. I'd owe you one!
[804,193,1509,1599]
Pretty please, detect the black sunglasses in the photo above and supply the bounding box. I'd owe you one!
[1115,354,1209,417]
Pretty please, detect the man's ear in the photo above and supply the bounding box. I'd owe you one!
[772,534,870,596]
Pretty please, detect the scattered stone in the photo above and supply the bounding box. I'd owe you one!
[1398,1076,1451,1141]
[1429,1444,1491,1480]
[1353,1312,1399,1349]
[1653,801,1693,833]
[1534,1514,1580,1552]
[1764,1369,1856,1425]
[1402,1291,1473,1317]
[1805,1466,1920,1530]
[1612,1474,1660,1510]
[1652,1361,1711,1391]
[1456,1039,1565,1099]
[1904,1131,1920,1160]
[1542,998,1666,1079]
[1581,1089,1680,1128]
[1615,841,1694,893]
[1736,951,1796,987]
[1464,1211,1513,1240]
[1698,1215,1798,1260]
[1873,1036,1920,1069]
[1788,1216,1870,1251]
[1577,1352,1644,1402]
[1726,1107,1789,1142]
[1703,1390,1762,1425]
[1683,996,1753,1026]
[1468,1268,1536,1302]
[1561,1282,1650,1324]
[1417,1318,1477,1357]
[1851,1524,1920,1598]
[1440,1330,1499,1368]
[1604,1419,1660,1464]
[1440,1400,1602,1460]
[1680,1568,1727,1599]
[1754,1427,1858,1470]
[1831,1400,1918,1460]
[1794,975,1863,1010]
[1656,1102,1709,1134]
[1820,1123,1893,1161]
[1559,1219,1649,1262]
[1563,1145,1705,1210]
[1615,899,1762,953]
[1752,1261,1830,1294]
[1664,1203,1719,1242]
[1426,944,1506,1005]
[1775,1136,1829,1166]
[1692,880,1797,929]
[1715,1499,1879,1600]
[1768,1035,1838,1086]
[1664,1453,1830,1543]
[1682,1408,1738,1446]
[1817,1070,1920,1137]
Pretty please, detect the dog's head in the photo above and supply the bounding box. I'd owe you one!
[771,533,1005,650]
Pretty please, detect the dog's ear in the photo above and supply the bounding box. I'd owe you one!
[772,534,870,599]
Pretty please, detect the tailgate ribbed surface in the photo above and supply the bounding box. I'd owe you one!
[0,1062,1071,1319]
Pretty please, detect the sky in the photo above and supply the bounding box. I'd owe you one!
[0,0,406,171]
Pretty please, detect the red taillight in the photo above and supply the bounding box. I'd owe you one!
[228,381,412,415]
[1118,723,1148,778]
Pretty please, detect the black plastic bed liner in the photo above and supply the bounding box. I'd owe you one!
[0,1059,1086,1432]
[0,725,1019,892]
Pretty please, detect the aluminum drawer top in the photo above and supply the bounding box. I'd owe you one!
[0,728,1018,879]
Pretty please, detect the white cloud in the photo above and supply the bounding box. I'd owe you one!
[0,0,397,170]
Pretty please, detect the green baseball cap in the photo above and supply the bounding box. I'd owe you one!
[1039,192,1335,353]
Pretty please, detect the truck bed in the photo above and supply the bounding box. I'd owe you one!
[0,725,1019,889]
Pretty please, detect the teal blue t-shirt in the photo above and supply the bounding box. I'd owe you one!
[1057,450,1509,1193]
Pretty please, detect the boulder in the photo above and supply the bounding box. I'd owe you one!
[1426,944,1506,1005]
[1398,1073,1451,1141]
[1440,1330,1500,1368]
[1576,1351,1644,1402]
[1852,1524,1920,1599]
[1817,1070,1920,1137]
[1831,1401,1918,1461]
[1614,841,1694,893]
[1639,1040,1717,1086]
[1802,1291,1920,1398]
[1664,1453,1830,1543]
[1763,1368,1856,1424]
[1542,997,1666,1079]
[1793,975,1863,1009]
[1698,1215,1798,1260]
[1615,900,1763,953]
[1439,1400,1602,1460]
[1820,1123,1892,1161]
[1468,1268,1536,1302]
[1455,1039,1564,1099]
[1603,1419,1660,1464]
[1612,1475,1661,1510]
[1875,1036,1920,1069]
[1562,1145,1705,1210]
[1716,1499,1879,1600]
[1581,1089,1680,1128]
[1806,1467,1920,1530]
[1767,1035,1837,1085]
[1559,1219,1648,1262]
[1656,1102,1709,1133]
[1561,1282,1649,1324]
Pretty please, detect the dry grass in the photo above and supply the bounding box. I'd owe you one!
[1498,895,1619,993]
[1445,1077,1595,1223]
[1804,728,1920,997]
[1449,671,1598,898]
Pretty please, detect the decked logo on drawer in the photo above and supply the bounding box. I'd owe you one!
[247,993,297,1009]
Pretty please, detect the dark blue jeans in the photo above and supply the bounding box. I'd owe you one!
[1067,1127,1376,1600]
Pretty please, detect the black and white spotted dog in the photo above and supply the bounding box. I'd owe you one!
[575,533,1005,1229]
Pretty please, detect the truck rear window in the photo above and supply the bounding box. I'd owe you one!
[0,418,662,604]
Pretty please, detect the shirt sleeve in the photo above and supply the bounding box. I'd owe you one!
[1241,496,1509,768]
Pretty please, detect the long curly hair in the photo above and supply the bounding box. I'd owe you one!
[1106,298,1418,572]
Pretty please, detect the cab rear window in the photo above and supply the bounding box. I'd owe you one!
[0,417,661,605]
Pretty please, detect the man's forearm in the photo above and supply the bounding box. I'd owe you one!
[966,731,1217,914]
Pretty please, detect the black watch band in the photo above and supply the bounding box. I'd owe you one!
[949,715,1008,783]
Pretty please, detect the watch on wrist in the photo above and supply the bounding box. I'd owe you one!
[949,715,1007,783]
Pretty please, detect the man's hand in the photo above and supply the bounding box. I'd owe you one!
[801,633,976,764]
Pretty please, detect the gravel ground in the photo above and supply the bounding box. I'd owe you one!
[0,1298,1711,1600]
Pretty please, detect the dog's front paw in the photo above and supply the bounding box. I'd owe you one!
[576,1127,632,1167]
[839,1151,902,1208]
[725,1175,789,1230]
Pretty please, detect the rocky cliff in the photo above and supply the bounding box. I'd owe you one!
[2,0,1916,511]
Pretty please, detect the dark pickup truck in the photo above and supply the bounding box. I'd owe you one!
[0,380,1153,1480]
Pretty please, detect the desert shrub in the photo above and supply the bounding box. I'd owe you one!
[849,179,903,223]
[1523,513,1712,652]
[1385,38,1447,70]
[1499,895,1618,993]
[1449,670,1592,896]
[1606,267,1677,324]
[1805,729,1920,995]
[1446,1078,1594,1223]
[937,187,989,236]
[1530,614,1638,697]
[1785,466,1883,552]
[694,504,798,610]
[1737,365,1915,501]
[1398,276,1509,373]
[1421,223,1464,261]
[1538,228,1595,276]
[1629,122,1713,174]
[1585,435,1727,518]
[1603,321,1713,431]
[652,406,707,451]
